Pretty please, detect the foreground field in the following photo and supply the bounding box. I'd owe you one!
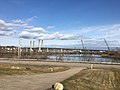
[0,63,69,75]
[62,69,120,90]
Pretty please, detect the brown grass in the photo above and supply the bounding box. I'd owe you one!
[62,69,120,90]
[0,63,69,76]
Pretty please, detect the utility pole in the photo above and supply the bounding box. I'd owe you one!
[18,38,22,59]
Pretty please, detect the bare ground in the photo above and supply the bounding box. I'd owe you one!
[0,67,83,90]
[0,60,120,90]
[62,69,120,90]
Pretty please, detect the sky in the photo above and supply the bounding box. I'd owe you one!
[0,0,120,48]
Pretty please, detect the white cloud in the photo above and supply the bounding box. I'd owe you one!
[0,20,16,36]
[60,34,80,40]
[37,32,62,40]
[26,27,46,33]
[0,31,6,36]
[0,30,16,36]
[12,19,31,28]
[79,24,120,39]
[23,25,33,29]
[19,31,40,39]
[76,37,120,47]
[19,31,80,40]
[7,30,16,35]
[25,16,38,22]
[2,18,120,47]
[12,19,25,24]
[12,18,47,33]
[0,20,13,27]
[0,20,5,24]
[0,18,46,37]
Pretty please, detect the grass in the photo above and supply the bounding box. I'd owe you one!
[0,63,69,76]
[62,68,120,90]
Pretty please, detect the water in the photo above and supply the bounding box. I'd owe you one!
[47,54,120,64]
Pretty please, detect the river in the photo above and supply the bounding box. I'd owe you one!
[47,54,120,64]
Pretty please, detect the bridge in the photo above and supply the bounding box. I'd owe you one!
[0,46,109,58]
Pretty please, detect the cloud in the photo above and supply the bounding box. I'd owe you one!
[47,26,55,29]
[26,27,46,33]
[19,31,40,39]
[1,18,120,47]
[12,19,25,24]
[19,31,80,40]
[12,18,47,33]
[76,37,120,47]
[79,24,120,39]
[0,20,5,24]
[12,19,31,27]
[0,31,7,36]
[0,20,14,27]
[0,30,16,36]
[0,20,16,36]
[37,32,63,40]
[60,34,80,40]
[0,18,46,37]
[25,16,38,22]
[23,25,33,29]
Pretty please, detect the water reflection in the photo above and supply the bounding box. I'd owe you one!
[47,54,120,64]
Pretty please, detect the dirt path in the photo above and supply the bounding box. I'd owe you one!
[0,67,83,90]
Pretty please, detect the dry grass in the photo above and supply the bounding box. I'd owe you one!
[0,63,69,76]
[62,69,120,90]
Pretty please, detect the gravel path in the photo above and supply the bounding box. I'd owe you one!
[0,67,83,90]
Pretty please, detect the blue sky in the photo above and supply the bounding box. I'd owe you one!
[0,0,120,48]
